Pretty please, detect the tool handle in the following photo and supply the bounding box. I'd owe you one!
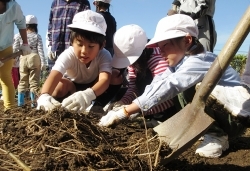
[0,51,23,63]
[193,6,250,106]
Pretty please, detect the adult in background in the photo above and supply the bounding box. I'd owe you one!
[47,0,90,70]
[241,46,250,92]
[171,0,217,53]
[93,0,116,56]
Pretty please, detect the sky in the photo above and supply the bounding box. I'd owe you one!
[15,0,250,56]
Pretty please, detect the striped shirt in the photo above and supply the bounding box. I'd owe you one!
[48,0,90,56]
[121,47,174,115]
[13,32,46,65]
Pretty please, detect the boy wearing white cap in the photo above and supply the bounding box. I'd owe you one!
[13,15,46,108]
[93,0,116,56]
[99,14,250,158]
[37,10,122,113]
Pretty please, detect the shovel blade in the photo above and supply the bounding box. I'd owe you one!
[153,104,214,165]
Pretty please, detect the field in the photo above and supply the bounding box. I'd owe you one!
[0,100,249,171]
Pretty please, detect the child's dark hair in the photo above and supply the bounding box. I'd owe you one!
[186,37,205,55]
[116,39,154,78]
[69,28,106,47]
[95,1,110,12]
[132,45,154,79]
[26,24,38,33]
[173,36,204,55]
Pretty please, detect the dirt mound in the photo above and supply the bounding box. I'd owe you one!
[0,101,250,171]
[0,105,171,171]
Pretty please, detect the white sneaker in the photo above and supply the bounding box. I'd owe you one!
[196,83,250,117]
[0,96,3,100]
[195,133,229,158]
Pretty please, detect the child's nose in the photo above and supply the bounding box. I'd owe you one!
[81,46,87,54]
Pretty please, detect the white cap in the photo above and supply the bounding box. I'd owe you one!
[26,15,38,24]
[68,10,107,36]
[94,0,111,4]
[146,14,198,47]
[112,24,147,68]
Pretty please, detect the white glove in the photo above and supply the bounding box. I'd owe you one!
[98,108,128,127]
[20,44,31,56]
[103,101,125,113]
[0,61,3,68]
[62,88,96,113]
[36,93,61,111]
[41,64,46,71]
[128,113,140,120]
[47,46,56,61]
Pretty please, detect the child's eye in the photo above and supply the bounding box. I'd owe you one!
[76,42,83,46]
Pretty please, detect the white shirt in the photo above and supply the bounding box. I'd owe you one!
[52,46,112,84]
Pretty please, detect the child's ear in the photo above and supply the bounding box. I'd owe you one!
[100,40,106,49]
[184,35,193,48]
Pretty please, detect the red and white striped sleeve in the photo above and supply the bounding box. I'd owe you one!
[120,66,139,104]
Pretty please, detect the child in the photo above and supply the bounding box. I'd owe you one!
[36,10,122,113]
[13,15,46,107]
[47,0,91,69]
[105,24,176,127]
[93,0,116,56]
[0,0,31,112]
[99,14,250,158]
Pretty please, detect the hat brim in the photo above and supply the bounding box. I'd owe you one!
[146,30,187,48]
[68,23,106,36]
[112,54,139,68]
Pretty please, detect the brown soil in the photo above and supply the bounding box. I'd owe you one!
[0,100,249,171]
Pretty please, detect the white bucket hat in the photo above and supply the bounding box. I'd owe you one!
[68,10,107,36]
[112,24,148,68]
[26,15,38,24]
[94,0,111,4]
[146,14,198,47]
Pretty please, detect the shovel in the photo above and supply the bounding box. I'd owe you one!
[0,51,22,67]
[153,6,250,165]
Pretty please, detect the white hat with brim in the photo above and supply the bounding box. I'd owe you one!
[112,24,147,69]
[68,10,107,36]
[112,52,142,69]
[146,14,198,48]
[26,15,38,24]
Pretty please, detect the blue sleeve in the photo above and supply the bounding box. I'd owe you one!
[14,3,26,29]
[133,56,210,111]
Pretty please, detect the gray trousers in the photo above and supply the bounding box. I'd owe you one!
[241,46,250,85]
[197,15,217,53]
[18,53,41,94]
